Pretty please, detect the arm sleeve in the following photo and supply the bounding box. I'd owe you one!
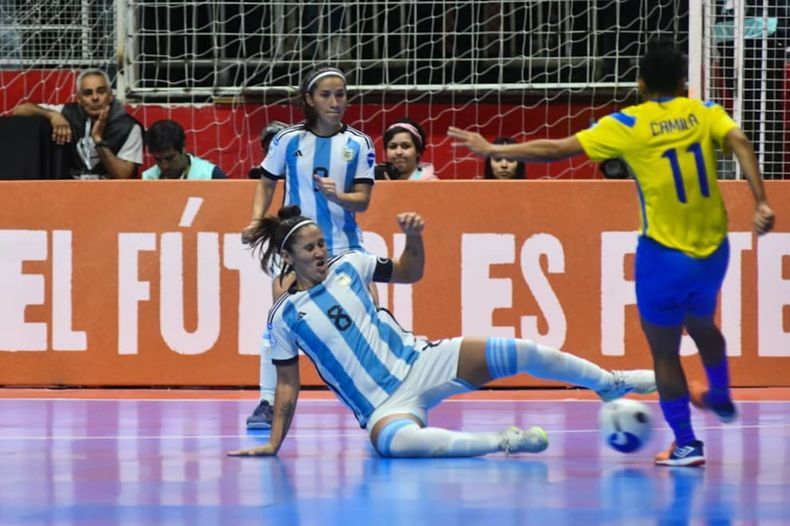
[345,251,393,283]
[708,103,740,153]
[355,135,376,183]
[575,114,634,162]
[268,319,299,363]
[261,133,288,178]
[211,166,228,179]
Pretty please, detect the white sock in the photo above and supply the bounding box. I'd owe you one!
[376,420,501,458]
[486,337,612,391]
[258,334,276,404]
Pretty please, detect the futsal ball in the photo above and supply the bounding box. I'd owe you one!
[599,399,652,453]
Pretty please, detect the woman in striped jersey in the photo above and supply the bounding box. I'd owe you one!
[229,206,656,458]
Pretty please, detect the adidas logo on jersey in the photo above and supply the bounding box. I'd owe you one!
[294,149,303,157]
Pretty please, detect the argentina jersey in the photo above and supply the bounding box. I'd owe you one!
[261,123,375,256]
[267,251,421,427]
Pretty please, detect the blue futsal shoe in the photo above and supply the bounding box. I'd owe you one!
[246,400,273,430]
[654,440,705,467]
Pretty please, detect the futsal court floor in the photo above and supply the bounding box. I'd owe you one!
[1,387,788,525]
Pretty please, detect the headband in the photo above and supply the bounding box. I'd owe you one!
[386,122,423,147]
[306,69,346,92]
[279,220,316,251]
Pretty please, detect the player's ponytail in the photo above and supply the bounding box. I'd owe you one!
[246,205,314,279]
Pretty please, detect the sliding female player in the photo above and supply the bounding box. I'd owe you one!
[229,206,656,458]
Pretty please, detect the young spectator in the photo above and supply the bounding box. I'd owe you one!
[142,119,226,180]
[483,137,526,179]
[12,68,143,179]
[381,118,438,180]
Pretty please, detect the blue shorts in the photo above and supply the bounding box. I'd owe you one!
[635,236,729,326]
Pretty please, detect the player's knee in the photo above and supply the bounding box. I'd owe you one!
[373,419,421,458]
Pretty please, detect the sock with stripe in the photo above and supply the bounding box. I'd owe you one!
[484,337,611,391]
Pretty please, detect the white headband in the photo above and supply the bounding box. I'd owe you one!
[306,70,346,92]
[387,122,423,147]
[279,220,316,251]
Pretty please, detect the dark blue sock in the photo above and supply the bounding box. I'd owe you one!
[659,396,696,447]
[704,360,731,406]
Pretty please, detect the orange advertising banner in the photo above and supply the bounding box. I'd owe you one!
[0,180,787,387]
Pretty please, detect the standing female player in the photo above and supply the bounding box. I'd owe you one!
[242,66,376,429]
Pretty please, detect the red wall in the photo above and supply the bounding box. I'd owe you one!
[1,69,617,179]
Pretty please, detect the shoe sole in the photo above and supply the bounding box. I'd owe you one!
[246,422,272,430]
[655,456,706,467]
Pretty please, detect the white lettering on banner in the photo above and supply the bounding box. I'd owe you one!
[363,231,389,314]
[600,232,636,356]
[160,232,220,355]
[52,230,87,351]
[462,234,515,337]
[222,233,272,355]
[392,233,413,331]
[719,233,751,357]
[363,230,414,331]
[0,230,47,350]
[118,233,156,355]
[758,233,790,356]
[519,234,566,348]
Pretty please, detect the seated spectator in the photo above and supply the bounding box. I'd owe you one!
[381,118,438,180]
[247,120,289,179]
[142,119,226,180]
[483,137,526,179]
[12,68,143,179]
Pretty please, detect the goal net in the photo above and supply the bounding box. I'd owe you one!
[7,1,779,180]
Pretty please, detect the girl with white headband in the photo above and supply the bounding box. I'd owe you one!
[230,206,656,458]
[382,117,438,181]
[242,65,377,431]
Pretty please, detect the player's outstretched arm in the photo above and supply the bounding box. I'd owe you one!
[390,212,425,284]
[227,361,300,457]
[448,127,584,161]
[725,128,776,235]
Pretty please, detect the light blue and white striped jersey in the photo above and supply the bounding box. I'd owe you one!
[261,123,375,256]
[267,251,422,427]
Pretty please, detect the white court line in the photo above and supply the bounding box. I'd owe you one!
[1,420,789,443]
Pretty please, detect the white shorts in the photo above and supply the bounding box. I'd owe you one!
[366,337,474,432]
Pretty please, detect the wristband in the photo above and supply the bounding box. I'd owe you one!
[95,141,111,150]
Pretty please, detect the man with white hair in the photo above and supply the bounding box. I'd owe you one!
[13,68,143,179]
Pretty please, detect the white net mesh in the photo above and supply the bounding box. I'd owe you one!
[11,2,783,180]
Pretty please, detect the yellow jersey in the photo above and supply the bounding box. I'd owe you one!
[576,97,739,257]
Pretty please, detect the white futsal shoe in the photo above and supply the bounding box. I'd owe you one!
[498,426,549,455]
[596,369,657,402]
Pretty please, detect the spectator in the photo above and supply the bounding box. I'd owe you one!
[12,68,143,179]
[483,137,526,179]
[247,120,289,179]
[142,119,226,180]
[381,118,438,180]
